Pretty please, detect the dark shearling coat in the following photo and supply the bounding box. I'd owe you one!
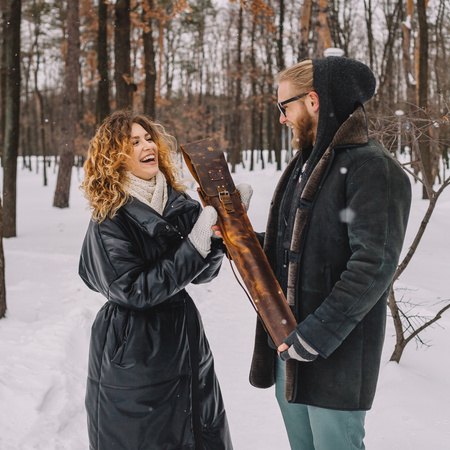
[250,57,412,411]
[251,109,411,411]
[79,185,232,450]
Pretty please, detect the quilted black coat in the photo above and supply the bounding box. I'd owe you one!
[79,185,233,450]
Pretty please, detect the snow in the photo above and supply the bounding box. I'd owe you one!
[402,15,412,31]
[1,154,450,449]
[408,72,417,86]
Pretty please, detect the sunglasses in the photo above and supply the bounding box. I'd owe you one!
[277,93,309,117]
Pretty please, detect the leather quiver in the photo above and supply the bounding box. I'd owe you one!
[180,138,297,348]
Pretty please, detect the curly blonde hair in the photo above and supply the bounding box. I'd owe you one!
[81,109,186,223]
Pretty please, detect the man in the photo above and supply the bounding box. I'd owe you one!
[249,57,411,449]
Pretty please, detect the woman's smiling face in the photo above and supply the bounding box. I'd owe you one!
[125,123,159,180]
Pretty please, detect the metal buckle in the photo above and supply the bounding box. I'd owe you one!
[218,188,234,213]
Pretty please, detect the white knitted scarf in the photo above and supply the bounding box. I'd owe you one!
[124,171,168,215]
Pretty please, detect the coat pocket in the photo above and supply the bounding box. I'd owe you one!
[109,308,131,365]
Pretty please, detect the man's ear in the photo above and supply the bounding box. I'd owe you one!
[307,91,320,113]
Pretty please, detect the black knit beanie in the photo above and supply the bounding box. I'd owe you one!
[298,57,376,191]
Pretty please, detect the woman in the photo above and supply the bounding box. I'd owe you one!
[79,109,233,450]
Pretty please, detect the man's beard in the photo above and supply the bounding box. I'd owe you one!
[291,110,315,150]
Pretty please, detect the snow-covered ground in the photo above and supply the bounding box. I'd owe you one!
[1,154,449,449]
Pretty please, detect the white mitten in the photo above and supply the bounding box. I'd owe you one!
[188,206,218,258]
[236,183,253,211]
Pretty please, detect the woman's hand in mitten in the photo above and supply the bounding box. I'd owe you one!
[188,206,218,258]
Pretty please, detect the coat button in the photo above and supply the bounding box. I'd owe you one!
[166,225,170,229]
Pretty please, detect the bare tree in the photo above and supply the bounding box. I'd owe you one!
[30,0,49,186]
[229,3,243,173]
[53,0,80,208]
[299,0,312,60]
[143,0,156,118]
[400,0,417,109]
[417,0,432,199]
[369,111,450,363]
[328,0,353,56]
[96,0,110,124]
[0,194,5,319]
[0,0,7,150]
[376,0,403,111]
[2,0,21,237]
[115,0,133,109]
[316,0,332,54]
[363,0,375,70]
[389,133,450,362]
[272,0,284,167]
[263,25,274,171]
[250,16,258,169]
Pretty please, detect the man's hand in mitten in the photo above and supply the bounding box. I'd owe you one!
[278,329,318,362]
[211,183,253,238]
[236,183,253,212]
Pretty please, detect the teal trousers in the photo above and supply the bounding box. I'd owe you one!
[275,356,366,450]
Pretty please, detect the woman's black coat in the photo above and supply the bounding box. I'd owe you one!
[79,185,232,450]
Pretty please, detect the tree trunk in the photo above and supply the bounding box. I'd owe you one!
[229,4,243,173]
[0,195,6,318]
[32,2,48,186]
[34,90,47,186]
[264,54,272,171]
[96,0,110,124]
[299,0,312,60]
[53,0,80,208]
[317,0,332,55]
[273,0,285,169]
[401,0,417,109]
[417,0,432,199]
[277,0,284,70]
[363,0,375,70]
[388,286,405,362]
[21,37,32,169]
[115,0,133,109]
[143,0,156,118]
[0,0,7,153]
[250,18,258,162]
[2,0,21,238]
[371,0,401,115]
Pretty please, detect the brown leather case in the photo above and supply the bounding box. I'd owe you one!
[180,138,297,348]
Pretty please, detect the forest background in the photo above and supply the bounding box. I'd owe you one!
[0,0,449,359]
[0,0,449,447]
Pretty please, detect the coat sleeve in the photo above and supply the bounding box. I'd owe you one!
[191,230,264,285]
[191,238,225,285]
[298,153,411,357]
[83,221,214,311]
